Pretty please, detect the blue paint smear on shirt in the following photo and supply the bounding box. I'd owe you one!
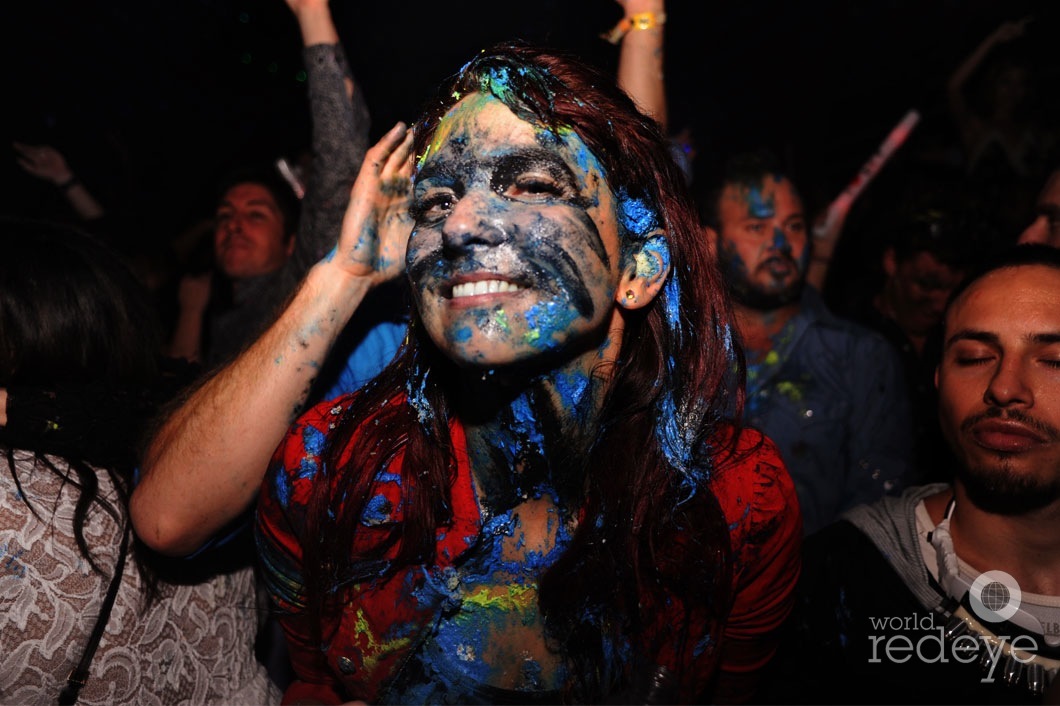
[362,493,392,526]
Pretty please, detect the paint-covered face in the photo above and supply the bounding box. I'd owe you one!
[714,176,808,310]
[406,93,626,369]
[213,183,294,279]
[937,265,1060,512]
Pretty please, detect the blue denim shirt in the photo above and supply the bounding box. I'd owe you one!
[742,287,913,535]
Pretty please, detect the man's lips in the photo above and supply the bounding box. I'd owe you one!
[970,419,1049,453]
[220,235,254,251]
[762,256,795,276]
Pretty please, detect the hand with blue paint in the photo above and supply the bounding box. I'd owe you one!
[332,121,414,284]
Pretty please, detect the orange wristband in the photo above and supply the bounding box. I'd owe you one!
[601,11,667,45]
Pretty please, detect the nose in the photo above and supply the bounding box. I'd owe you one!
[222,214,244,236]
[984,357,1033,408]
[771,226,792,255]
[441,189,508,252]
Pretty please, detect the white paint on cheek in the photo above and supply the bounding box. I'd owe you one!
[475,243,524,272]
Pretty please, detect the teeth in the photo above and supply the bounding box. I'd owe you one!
[452,280,522,298]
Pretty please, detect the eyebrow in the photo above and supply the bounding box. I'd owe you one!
[415,147,579,187]
[218,198,277,210]
[490,147,577,182]
[415,160,458,185]
[945,329,1060,348]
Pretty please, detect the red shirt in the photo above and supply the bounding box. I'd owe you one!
[256,394,801,704]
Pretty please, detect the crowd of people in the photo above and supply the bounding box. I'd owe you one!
[3,0,1060,704]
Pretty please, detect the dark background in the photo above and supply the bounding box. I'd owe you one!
[2,0,1056,254]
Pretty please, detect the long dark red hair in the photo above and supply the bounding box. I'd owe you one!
[302,42,746,701]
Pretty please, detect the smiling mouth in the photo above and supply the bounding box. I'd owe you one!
[449,279,525,299]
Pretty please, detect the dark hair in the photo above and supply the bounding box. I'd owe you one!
[696,148,798,230]
[304,42,742,699]
[885,208,983,271]
[946,242,1060,310]
[215,165,301,239]
[0,218,161,579]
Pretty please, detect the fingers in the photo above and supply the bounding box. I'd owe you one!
[382,128,414,178]
[378,130,415,198]
[364,122,410,175]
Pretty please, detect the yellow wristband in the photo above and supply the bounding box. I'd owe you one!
[601,11,667,45]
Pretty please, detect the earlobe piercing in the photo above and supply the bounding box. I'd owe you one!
[625,289,636,303]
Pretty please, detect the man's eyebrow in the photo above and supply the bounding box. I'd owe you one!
[246,199,278,209]
[945,329,999,348]
[944,330,1060,347]
[217,198,276,209]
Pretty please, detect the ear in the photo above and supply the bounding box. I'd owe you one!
[934,364,940,390]
[616,232,671,310]
[285,233,297,258]
[882,246,897,277]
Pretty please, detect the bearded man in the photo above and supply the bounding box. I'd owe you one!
[702,150,913,534]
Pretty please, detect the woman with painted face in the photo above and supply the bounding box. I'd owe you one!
[249,43,801,704]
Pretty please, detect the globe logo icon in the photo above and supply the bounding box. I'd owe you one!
[969,570,1021,623]
[980,582,1010,612]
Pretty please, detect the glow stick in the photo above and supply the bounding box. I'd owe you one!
[813,109,921,239]
[275,157,306,200]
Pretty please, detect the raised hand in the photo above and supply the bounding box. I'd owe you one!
[989,16,1032,45]
[13,142,74,185]
[333,122,415,283]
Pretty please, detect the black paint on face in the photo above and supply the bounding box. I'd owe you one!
[405,95,621,368]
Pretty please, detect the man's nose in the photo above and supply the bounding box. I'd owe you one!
[441,190,509,252]
[223,215,244,235]
[984,358,1033,408]
[771,227,792,255]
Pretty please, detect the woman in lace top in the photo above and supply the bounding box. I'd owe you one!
[0,220,279,705]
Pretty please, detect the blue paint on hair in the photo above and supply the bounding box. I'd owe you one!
[405,356,433,426]
[663,274,682,341]
[693,632,714,658]
[616,189,660,239]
